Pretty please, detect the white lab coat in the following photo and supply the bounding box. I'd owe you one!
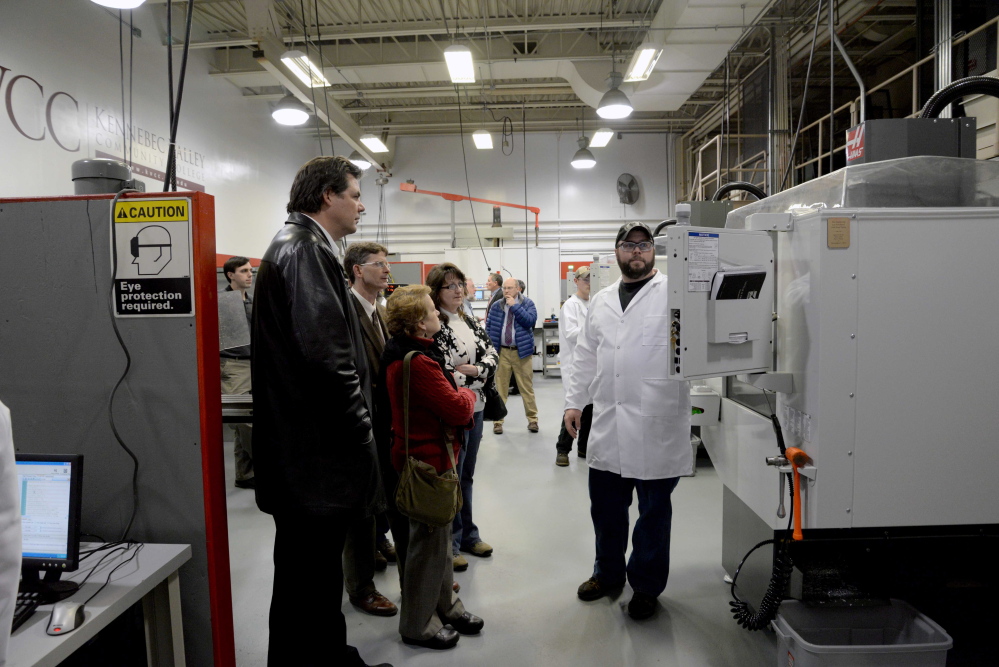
[0,401,21,666]
[558,293,589,408]
[565,270,692,480]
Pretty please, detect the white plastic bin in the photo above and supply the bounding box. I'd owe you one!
[772,599,952,667]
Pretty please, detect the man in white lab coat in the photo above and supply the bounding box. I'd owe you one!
[564,222,691,620]
[555,266,592,466]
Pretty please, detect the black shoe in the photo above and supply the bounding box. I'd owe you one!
[577,577,621,601]
[627,592,658,620]
[577,451,587,458]
[442,611,484,635]
[234,478,255,489]
[374,549,388,571]
[402,626,459,650]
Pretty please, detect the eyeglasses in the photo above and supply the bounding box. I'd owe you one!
[360,261,390,269]
[442,283,464,292]
[617,241,654,252]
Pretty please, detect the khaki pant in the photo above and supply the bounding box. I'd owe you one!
[494,347,537,424]
[220,358,253,481]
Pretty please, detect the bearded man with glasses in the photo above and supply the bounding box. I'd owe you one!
[563,222,692,621]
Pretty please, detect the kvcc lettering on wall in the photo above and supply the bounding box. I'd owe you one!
[112,198,196,318]
[1,63,206,191]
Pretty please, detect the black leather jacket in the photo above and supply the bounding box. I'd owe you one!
[251,212,385,518]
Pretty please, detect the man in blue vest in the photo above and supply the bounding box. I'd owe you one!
[486,277,538,434]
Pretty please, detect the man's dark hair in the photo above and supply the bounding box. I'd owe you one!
[425,262,466,325]
[488,272,502,286]
[223,256,250,283]
[344,242,389,284]
[286,156,362,214]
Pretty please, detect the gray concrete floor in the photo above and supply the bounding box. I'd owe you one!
[224,375,777,666]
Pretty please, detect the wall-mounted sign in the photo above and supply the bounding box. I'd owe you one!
[112,198,195,317]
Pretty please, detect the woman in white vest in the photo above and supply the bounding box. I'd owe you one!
[564,222,691,621]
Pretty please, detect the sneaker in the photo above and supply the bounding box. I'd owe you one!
[493,423,503,434]
[528,421,539,432]
[555,453,570,467]
[627,592,657,620]
[453,554,469,571]
[462,541,493,557]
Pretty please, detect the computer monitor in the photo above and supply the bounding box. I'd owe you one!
[15,453,84,601]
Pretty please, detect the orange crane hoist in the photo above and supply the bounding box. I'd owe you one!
[400,181,540,246]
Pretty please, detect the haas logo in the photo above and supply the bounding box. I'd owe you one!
[846,125,865,162]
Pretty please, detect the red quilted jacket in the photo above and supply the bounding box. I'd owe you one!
[385,337,476,473]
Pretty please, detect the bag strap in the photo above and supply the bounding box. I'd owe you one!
[402,350,459,473]
[403,351,417,461]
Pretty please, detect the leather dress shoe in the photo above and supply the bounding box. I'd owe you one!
[377,539,397,563]
[349,591,398,617]
[444,611,484,635]
[374,549,388,571]
[402,626,459,650]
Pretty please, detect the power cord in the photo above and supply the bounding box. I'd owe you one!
[106,189,142,543]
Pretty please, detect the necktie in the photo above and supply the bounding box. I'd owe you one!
[372,310,385,345]
[504,308,514,346]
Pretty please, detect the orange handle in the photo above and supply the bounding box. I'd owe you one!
[791,466,803,540]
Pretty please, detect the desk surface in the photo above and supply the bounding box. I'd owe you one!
[7,543,191,667]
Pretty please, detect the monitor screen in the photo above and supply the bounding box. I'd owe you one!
[15,453,83,574]
[474,290,485,300]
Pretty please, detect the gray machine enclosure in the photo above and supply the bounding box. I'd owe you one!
[703,156,999,534]
[844,118,976,166]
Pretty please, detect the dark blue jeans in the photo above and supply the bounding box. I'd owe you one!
[588,467,680,596]
[452,410,484,553]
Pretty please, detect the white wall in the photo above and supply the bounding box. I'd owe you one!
[0,0,315,259]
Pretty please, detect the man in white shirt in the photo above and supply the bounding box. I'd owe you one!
[555,266,592,467]
[564,222,691,621]
[0,400,20,667]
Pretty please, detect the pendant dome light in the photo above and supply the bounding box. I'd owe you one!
[571,137,596,169]
[597,71,633,120]
[272,94,309,126]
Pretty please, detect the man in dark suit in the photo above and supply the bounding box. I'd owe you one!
[341,241,399,617]
[252,157,390,667]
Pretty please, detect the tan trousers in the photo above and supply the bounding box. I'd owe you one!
[220,358,253,481]
[494,347,538,424]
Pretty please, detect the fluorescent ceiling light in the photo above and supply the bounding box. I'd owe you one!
[444,44,475,83]
[271,95,309,126]
[280,49,330,88]
[348,150,372,170]
[624,44,663,82]
[589,128,614,148]
[472,130,493,149]
[360,134,389,153]
[90,0,146,7]
[571,137,596,169]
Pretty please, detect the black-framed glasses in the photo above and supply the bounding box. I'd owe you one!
[617,241,654,252]
[360,261,390,269]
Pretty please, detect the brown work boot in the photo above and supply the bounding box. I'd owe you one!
[528,421,539,432]
[493,423,503,434]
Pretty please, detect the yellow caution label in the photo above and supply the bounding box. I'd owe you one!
[115,200,189,223]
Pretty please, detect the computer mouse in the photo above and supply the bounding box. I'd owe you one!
[46,600,85,636]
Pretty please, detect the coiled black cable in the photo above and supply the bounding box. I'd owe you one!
[920,75,999,119]
[713,181,768,201]
[728,391,794,631]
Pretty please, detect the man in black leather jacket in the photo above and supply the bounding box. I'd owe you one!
[252,156,390,667]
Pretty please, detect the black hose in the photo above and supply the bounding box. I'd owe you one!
[713,181,767,201]
[653,219,677,236]
[920,76,999,119]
